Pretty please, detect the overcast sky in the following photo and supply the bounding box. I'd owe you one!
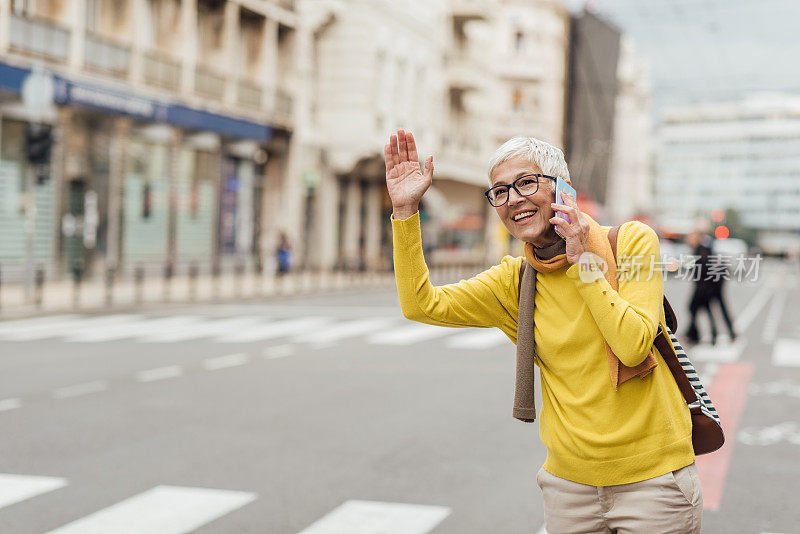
[564,0,800,112]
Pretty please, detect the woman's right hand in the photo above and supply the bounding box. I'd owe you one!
[384,129,433,220]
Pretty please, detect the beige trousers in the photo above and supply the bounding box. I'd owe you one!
[537,463,703,534]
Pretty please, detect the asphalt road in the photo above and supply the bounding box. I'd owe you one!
[0,260,798,533]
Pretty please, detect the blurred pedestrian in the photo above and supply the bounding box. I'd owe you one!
[385,130,702,534]
[685,231,736,344]
[685,231,715,344]
[276,232,292,275]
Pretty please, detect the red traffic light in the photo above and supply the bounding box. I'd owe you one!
[710,209,725,223]
[714,225,730,240]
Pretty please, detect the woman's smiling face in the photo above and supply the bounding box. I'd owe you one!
[490,157,559,247]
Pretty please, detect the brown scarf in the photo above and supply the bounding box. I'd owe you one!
[512,214,658,422]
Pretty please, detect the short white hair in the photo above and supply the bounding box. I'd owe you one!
[487,137,571,183]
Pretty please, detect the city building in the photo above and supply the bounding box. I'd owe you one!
[486,0,571,259]
[656,94,800,254]
[563,8,654,226]
[291,0,448,272]
[606,36,654,223]
[0,0,297,281]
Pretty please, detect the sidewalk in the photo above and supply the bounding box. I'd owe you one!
[0,265,479,319]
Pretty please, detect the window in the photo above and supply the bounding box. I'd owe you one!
[514,29,525,54]
[512,88,523,112]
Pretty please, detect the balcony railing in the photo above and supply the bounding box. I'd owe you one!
[9,14,70,62]
[84,32,131,76]
[237,80,262,109]
[143,51,181,91]
[195,66,226,100]
[275,88,293,117]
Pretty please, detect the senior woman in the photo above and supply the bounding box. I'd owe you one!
[384,129,702,534]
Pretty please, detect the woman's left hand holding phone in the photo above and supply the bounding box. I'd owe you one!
[550,191,591,266]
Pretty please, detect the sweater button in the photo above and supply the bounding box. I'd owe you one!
[610,301,615,305]
[602,289,607,294]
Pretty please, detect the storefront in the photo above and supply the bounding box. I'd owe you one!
[0,60,278,279]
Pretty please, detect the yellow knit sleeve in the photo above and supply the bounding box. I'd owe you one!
[391,212,521,329]
[565,221,663,367]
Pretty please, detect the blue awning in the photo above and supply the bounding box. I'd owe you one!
[0,60,272,141]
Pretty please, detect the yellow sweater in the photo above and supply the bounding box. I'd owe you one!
[392,211,694,486]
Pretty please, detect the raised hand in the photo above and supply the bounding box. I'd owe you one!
[384,129,433,219]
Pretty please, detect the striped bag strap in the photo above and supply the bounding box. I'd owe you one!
[664,325,722,426]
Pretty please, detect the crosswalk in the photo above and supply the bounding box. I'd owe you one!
[2,312,799,369]
[0,313,513,350]
[0,473,255,534]
[0,473,454,534]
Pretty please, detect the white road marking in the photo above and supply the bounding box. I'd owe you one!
[202,353,250,371]
[772,339,800,367]
[0,315,80,334]
[446,328,509,349]
[297,318,397,345]
[685,337,747,363]
[733,284,773,333]
[0,398,22,411]
[44,485,256,534]
[0,315,145,341]
[749,380,800,398]
[137,317,265,343]
[739,422,800,446]
[214,317,331,343]
[0,473,67,509]
[297,500,451,534]
[137,365,184,382]
[52,380,108,399]
[63,316,204,342]
[761,290,788,344]
[366,323,455,345]
[263,345,295,359]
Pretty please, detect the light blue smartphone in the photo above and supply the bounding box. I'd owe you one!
[553,176,577,239]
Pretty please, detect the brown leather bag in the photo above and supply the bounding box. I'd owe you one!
[518,225,725,455]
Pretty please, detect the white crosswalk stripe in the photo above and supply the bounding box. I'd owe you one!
[0,315,146,341]
[686,337,747,363]
[214,317,331,343]
[0,398,22,411]
[297,318,397,345]
[137,316,266,343]
[297,500,451,534]
[44,485,256,534]
[0,313,519,351]
[772,339,800,367]
[366,323,455,345]
[0,473,67,509]
[0,314,80,334]
[63,316,205,342]
[446,328,510,349]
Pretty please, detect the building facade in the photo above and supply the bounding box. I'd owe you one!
[656,94,800,254]
[0,0,296,281]
[606,36,654,223]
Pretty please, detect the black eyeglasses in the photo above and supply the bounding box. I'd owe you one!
[484,174,557,207]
